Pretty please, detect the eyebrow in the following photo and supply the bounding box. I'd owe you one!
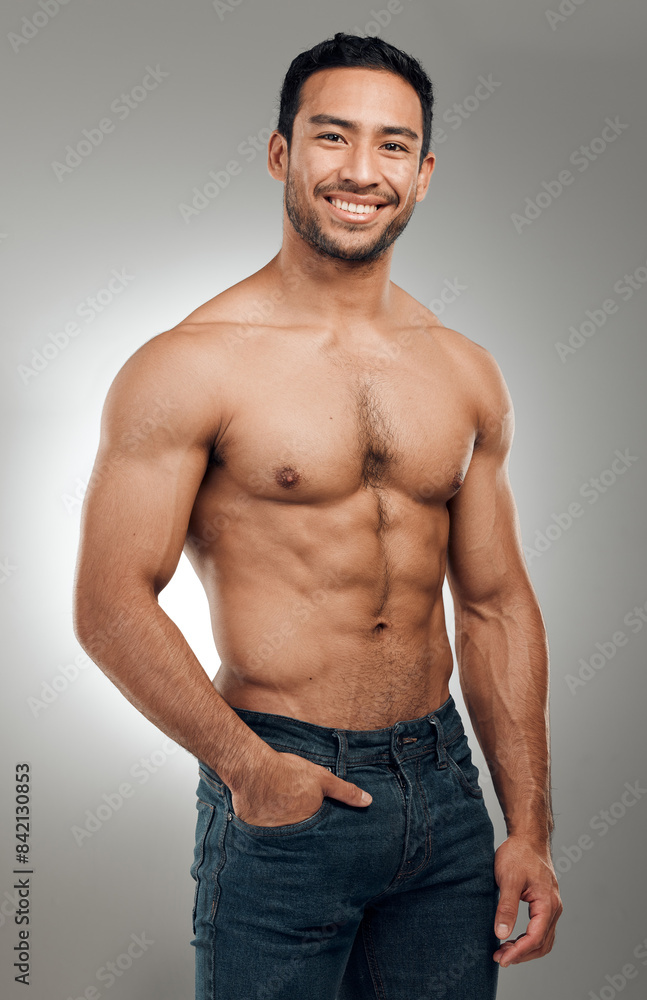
[306,113,420,143]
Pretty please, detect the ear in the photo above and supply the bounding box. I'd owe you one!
[268,130,289,182]
[415,151,436,202]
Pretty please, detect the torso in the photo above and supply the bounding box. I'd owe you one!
[180,276,482,729]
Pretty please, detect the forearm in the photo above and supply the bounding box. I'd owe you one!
[73,590,274,792]
[454,586,553,848]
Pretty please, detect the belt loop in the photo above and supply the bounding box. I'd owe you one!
[332,730,347,780]
[427,713,448,769]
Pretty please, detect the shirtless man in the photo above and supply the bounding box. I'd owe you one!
[73,32,562,1000]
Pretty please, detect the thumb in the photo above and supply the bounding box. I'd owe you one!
[495,889,520,940]
[325,773,372,808]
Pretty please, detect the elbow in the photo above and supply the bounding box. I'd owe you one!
[72,577,142,659]
[72,589,108,656]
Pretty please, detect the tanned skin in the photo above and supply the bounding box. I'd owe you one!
[73,66,562,968]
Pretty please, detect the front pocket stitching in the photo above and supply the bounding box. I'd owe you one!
[445,751,483,798]
[229,797,333,837]
[198,766,224,796]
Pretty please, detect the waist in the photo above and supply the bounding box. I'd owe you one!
[220,693,465,766]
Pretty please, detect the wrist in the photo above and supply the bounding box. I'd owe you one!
[218,735,278,795]
[504,829,553,855]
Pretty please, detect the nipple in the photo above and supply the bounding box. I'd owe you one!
[275,466,301,489]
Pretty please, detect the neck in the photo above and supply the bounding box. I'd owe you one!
[268,218,396,327]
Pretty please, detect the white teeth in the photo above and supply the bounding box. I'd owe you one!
[330,198,379,215]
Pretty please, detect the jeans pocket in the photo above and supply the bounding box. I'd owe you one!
[445,733,484,799]
[224,782,332,837]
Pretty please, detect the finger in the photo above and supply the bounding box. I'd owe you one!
[497,929,557,967]
[495,906,558,966]
[493,940,517,963]
[494,887,522,941]
[324,773,372,807]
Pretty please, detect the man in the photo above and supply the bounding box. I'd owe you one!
[73,32,562,1000]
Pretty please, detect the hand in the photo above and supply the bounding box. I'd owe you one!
[492,835,563,967]
[230,750,372,827]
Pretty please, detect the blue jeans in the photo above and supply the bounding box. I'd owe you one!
[190,694,500,999]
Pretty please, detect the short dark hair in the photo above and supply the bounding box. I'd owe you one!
[276,32,434,171]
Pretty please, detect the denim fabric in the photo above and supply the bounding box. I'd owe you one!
[190,694,500,999]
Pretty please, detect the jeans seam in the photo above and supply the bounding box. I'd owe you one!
[209,802,229,923]
[415,757,433,871]
[396,758,432,879]
[362,911,387,999]
[191,800,215,938]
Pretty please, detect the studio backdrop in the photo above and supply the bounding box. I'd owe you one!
[1,1,646,998]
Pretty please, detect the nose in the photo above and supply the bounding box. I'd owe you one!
[337,140,384,191]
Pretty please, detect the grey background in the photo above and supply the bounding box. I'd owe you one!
[1,0,646,997]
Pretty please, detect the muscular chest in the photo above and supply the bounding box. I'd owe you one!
[212,353,476,506]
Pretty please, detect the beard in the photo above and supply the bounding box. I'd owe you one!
[284,164,417,264]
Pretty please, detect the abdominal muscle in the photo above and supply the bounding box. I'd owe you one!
[188,493,455,730]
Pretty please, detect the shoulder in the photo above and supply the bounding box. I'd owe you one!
[101,317,242,454]
[395,286,499,375]
[436,326,514,451]
[402,291,514,450]
[435,324,508,388]
[113,276,259,387]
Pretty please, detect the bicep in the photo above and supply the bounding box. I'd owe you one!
[75,336,216,608]
[445,447,526,608]
[445,352,530,609]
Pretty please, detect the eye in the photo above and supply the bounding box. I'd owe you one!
[383,142,406,152]
[318,133,344,142]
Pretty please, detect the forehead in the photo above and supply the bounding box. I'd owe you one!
[296,66,423,133]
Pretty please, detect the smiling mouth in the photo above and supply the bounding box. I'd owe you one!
[324,197,388,223]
